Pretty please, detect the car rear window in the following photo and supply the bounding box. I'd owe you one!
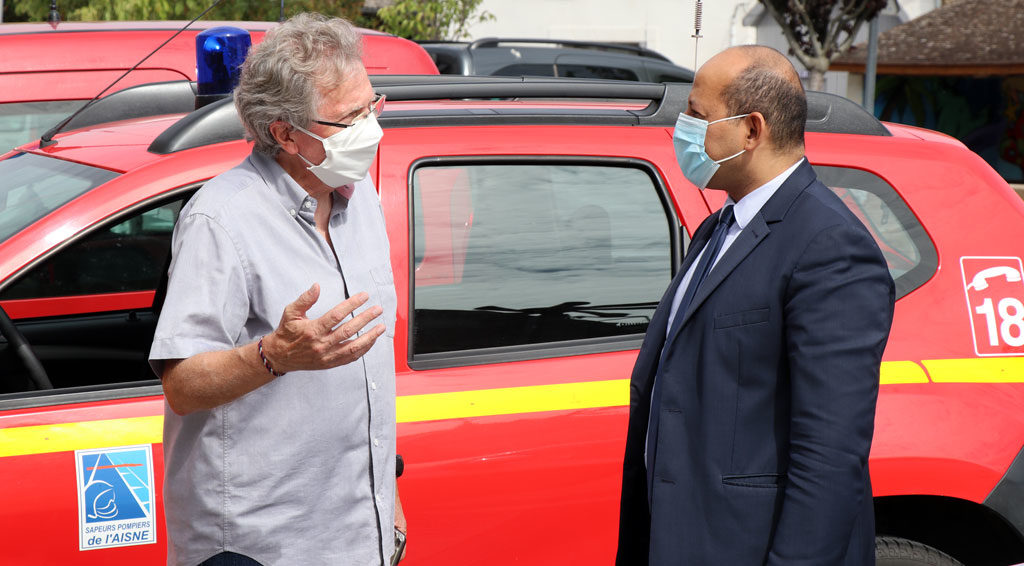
[557,64,638,81]
[492,63,556,77]
[411,160,674,365]
[490,63,639,81]
[0,152,117,243]
[814,165,937,298]
[0,101,85,150]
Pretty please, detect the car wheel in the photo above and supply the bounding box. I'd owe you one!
[876,536,964,566]
[0,306,52,390]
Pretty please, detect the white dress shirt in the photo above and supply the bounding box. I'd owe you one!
[646,158,804,468]
[665,158,804,335]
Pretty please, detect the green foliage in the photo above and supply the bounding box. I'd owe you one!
[377,0,493,41]
[5,0,363,23]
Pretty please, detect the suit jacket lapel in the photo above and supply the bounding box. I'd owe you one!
[634,215,717,386]
[655,215,717,335]
[673,214,769,333]
[667,159,819,342]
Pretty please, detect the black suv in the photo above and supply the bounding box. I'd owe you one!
[421,37,694,82]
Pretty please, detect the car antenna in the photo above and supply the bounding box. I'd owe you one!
[47,0,60,29]
[39,0,227,148]
[692,0,702,71]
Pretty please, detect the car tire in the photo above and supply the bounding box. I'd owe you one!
[875,536,964,565]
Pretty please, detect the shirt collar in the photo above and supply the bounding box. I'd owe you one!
[248,150,355,225]
[722,158,804,229]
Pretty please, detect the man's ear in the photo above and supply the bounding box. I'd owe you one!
[270,120,300,155]
[743,111,768,151]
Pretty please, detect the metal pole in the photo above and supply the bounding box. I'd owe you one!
[863,16,879,114]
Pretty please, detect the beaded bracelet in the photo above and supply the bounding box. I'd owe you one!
[258,336,285,377]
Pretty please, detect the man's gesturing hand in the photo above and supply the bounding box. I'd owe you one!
[261,283,386,374]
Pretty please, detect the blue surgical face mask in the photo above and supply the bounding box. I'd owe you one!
[673,112,750,190]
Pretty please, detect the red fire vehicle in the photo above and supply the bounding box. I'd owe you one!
[0,73,1022,565]
[0,20,437,150]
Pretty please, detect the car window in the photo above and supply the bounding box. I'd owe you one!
[0,199,183,300]
[492,63,556,77]
[411,161,673,363]
[0,101,85,150]
[556,64,639,81]
[430,51,465,75]
[0,152,119,243]
[814,165,937,298]
[654,73,692,83]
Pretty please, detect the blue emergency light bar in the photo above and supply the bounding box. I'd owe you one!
[195,26,251,108]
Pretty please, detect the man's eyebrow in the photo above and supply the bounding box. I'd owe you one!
[330,98,371,122]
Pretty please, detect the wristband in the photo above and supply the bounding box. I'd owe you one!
[258,336,285,377]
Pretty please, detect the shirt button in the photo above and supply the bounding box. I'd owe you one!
[289,208,297,217]
[371,381,377,391]
[303,200,312,209]
[373,438,380,447]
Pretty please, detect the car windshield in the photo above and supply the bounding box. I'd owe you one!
[0,101,86,150]
[0,152,118,243]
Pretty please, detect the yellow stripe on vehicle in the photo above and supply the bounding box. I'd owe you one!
[923,356,1024,383]
[0,380,630,458]
[879,360,929,384]
[0,415,162,459]
[0,357,1021,459]
[396,378,629,423]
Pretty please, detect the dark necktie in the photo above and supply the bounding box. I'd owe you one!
[646,205,735,500]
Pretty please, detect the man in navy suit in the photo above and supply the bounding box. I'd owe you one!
[617,46,895,565]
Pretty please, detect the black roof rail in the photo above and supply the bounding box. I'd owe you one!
[145,76,889,154]
[371,76,888,135]
[148,95,245,154]
[467,37,673,62]
[372,74,667,100]
[806,91,891,136]
[377,76,687,129]
[41,80,197,141]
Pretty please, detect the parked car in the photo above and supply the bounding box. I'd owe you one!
[0,72,1022,565]
[0,20,438,150]
[421,37,694,83]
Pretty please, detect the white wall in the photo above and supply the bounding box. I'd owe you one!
[465,0,757,71]
[898,0,943,20]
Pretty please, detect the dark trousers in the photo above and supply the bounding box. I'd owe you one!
[199,552,263,566]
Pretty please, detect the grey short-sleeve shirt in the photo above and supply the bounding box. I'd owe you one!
[150,150,397,566]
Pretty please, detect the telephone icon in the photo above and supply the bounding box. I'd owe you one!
[967,266,1022,291]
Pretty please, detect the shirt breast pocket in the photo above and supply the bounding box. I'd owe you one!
[714,307,770,329]
[370,264,398,338]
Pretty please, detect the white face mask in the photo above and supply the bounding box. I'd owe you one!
[292,113,383,188]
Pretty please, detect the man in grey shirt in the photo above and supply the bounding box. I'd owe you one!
[150,13,404,566]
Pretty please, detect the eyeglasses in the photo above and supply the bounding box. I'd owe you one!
[312,93,386,129]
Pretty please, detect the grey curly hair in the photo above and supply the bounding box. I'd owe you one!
[234,12,363,155]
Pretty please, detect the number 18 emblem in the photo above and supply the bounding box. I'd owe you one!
[961,256,1024,356]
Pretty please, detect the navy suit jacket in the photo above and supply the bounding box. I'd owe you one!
[617,160,895,565]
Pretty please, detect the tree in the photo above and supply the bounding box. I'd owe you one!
[759,0,886,91]
[6,0,363,23]
[376,0,493,41]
